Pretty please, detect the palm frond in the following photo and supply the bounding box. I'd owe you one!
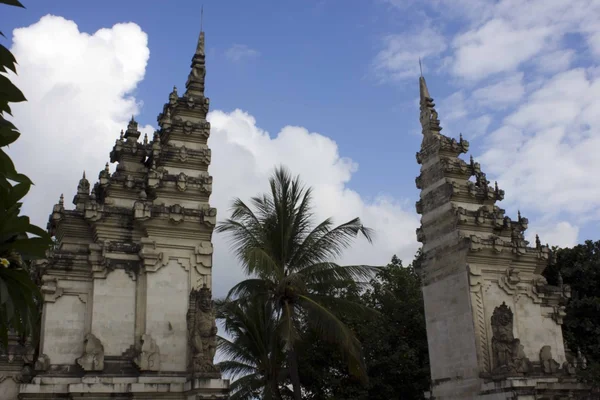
[226,278,274,300]
[299,262,380,286]
[291,217,374,272]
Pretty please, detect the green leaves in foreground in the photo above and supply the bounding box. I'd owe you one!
[0,0,52,348]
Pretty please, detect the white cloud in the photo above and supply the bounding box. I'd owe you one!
[449,0,600,80]
[452,19,551,80]
[480,68,600,231]
[526,221,579,248]
[225,44,260,63]
[534,49,575,74]
[7,15,152,227]
[471,73,525,109]
[7,16,419,298]
[372,26,447,82]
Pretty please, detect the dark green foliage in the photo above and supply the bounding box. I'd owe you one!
[0,0,52,347]
[544,240,600,386]
[216,298,288,400]
[297,252,430,399]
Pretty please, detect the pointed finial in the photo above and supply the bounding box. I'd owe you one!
[59,193,64,206]
[419,57,423,77]
[105,162,109,173]
[494,181,498,192]
[518,210,522,221]
[201,5,204,32]
[83,171,86,180]
[419,75,431,102]
[131,115,135,122]
[120,129,124,140]
[459,133,463,141]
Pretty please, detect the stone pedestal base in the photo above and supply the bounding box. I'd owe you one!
[427,376,593,399]
[18,375,229,399]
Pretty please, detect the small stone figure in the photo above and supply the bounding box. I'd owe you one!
[76,333,104,371]
[491,302,531,375]
[135,334,160,371]
[187,285,218,374]
[540,346,560,374]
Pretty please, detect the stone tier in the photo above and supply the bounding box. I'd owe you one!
[416,132,470,165]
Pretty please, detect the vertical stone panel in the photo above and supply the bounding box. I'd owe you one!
[91,269,136,355]
[145,260,189,372]
[41,294,86,364]
[423,271,480,381]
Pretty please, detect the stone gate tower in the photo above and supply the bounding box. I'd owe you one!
[15,29,230,399]
[415,76,590,399]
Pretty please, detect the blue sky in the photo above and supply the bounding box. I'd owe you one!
[2,0,434,201]
[3,0,600,294]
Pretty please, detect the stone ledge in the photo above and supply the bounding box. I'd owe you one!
[20,377,229,395]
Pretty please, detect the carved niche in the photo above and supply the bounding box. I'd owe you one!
[76,333,104,371]
[186,285,219,376]
[490,302,531,375]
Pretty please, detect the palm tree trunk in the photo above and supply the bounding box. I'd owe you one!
[287,347,302,400]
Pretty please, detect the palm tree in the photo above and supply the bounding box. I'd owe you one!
[216,298,287,400]
[216,166,376,399]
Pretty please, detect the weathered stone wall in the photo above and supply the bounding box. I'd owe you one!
[423,269,480,382]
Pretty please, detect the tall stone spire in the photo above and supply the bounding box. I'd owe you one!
[185,15,206,97]
[414,77,579,399]
[20,17,229,400]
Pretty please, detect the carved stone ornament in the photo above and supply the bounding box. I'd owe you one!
[76,333,104,371]
[34,353,50,372]
[176,172,188,192]
[187,285,219,375]
[540,345,560,374]
[490,302,531,375]
[135,334,160,371]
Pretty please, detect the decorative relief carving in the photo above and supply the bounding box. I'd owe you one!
[40,279,64,302]
[34,354,50,372]
[176,173,188,192]
[469,266,491,372]
[539,345,560,374]
[135,334,160,371]
[76,333,104,371]
[187,285,219,376]
[195,241,213,269]
[490,302,531,375]
[139,239,167,272]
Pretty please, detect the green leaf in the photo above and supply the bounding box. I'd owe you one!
[0,44,17,74]
[7,182,30,203]
[0,119,20,146]
[0,278,9,306]
[0,0,25,8]
[0,237,52,259]
[0,74,26,103]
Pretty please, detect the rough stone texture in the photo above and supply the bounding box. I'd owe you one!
[14,30,229,399]
[416,76,592,399]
